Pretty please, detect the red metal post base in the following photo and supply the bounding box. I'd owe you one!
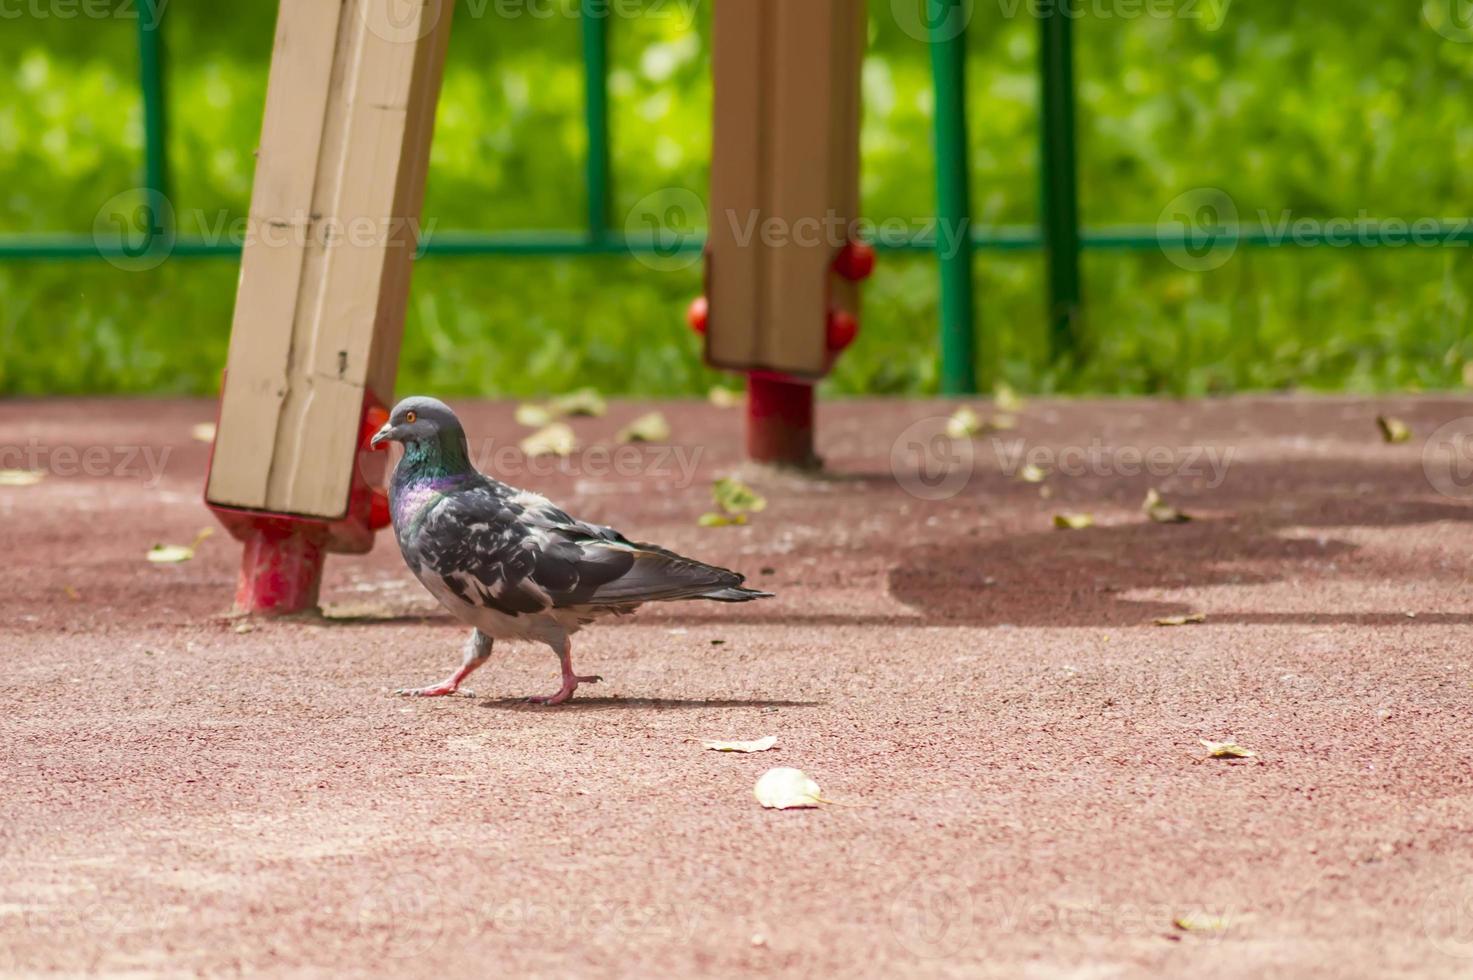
[205,389,392,617]
[232,519,329,615]
[747,374,817,467]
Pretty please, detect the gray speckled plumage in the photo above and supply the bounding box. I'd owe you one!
[371,396,771,703]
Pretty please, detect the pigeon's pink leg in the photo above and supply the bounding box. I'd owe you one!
[528,640,601,706]
[396,630,492,698]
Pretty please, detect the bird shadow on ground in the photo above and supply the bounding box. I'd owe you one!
[478,696,821,712]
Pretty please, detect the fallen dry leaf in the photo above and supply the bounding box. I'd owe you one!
[0,469,44,487]
[1154,612,1207,626]
[1053,513,1095,530]
[190,422,217,443]
[987,413,1018,431]
[754,767,822,809]
[703,736,777,753]
[700,476,766,527]
[147,528,214,564]
[945,406,983,439]
[994,382,1024,414]
[1143,488,1191,524]
[1376,415,1412,444]
[617,411,671,444]
[1200,739,1256,759]
[519,423,577,457]
[548,387,607,418]
[708,386,743,408]
[514,403,553,428]
[1173,912,1231,933]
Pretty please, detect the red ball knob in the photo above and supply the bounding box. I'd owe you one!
[833,241,876,282]
[368,488,392,530]
[826,309,858,352]
[686,296,709,335]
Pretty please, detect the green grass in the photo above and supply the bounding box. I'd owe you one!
[2,0,1472,397]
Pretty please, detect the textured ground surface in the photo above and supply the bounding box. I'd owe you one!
[4,395,1473,979]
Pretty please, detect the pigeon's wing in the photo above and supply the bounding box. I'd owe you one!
[412,484,743,616]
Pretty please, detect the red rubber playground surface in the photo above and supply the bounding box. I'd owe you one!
[4,394,1473,977]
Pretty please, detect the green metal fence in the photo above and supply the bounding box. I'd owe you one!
[4,1,1472,394]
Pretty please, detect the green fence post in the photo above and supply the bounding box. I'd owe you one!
[1038,2,1081,360]
[928,0,977,395]
[581,0,612,243]
[136,1,171,249]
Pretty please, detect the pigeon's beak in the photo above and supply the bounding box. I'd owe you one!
[369,421,394,450]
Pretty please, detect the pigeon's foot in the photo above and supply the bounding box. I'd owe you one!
[395,633,492,699]
[394,681,474,698]
[527,674,601,706]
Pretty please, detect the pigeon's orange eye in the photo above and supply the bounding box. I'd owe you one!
[405,410,417,424]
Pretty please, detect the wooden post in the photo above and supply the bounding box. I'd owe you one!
[700,0,867,466]
[205,0,452,613]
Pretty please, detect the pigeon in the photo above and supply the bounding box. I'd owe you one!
[369,396,772,704]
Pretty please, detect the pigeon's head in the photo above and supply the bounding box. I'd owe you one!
[371,396,464,451]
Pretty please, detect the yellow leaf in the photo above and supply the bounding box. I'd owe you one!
[1018,463,1048,483]
[1173,912,1231,933]
[1053,513,1095,530]
[617,411,671,444]
[994,383,1024,413]
[1200,739,1255,759]
[944,406,983,439]
[1376,415,1411,444]
[987,413,1018,431]
[548,387,607,418]
[703,736,777,753]
[754,767,822,809]
[708,386,743,408]
[514,403,553,427]
[518,423,577,457]
[0,469,44,487]
[712,476,766,516]
[190,422,217,443]
[1154,612,1206,626]
[147,527,213,564]
[698,512,745,527]
[1143,488,1191,524]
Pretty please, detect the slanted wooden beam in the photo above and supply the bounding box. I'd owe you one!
[207,0,452,520]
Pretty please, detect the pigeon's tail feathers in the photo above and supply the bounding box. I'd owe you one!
[698,586,774,602]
